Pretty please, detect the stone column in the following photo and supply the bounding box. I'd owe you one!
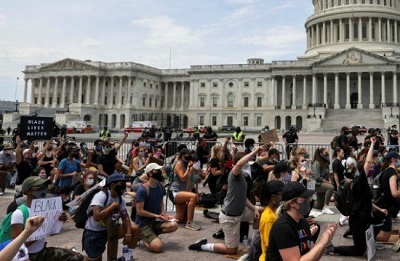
[36,78,42,105]
[52,77,58,107]
[369,72,375,109]
[94,76,100,105]
[316,24,320,45]
[61,77,66,107]
[369,17,372,41]
[189,80,194,107]
[30,79,36,104]
[349,18,353,42]
[378,18,382,42]
[357,73,363,109]
[180,82,185,110]
[393,72,398,105]
[118,76,123,106]
[281,77,286,109]
[78,76,83,104]
[387,19,391,42]
[312,74,317,104]
[126,77,132,106]
[346,73,351,109]
[44,77,50,107]
[339,19,343,42]
[172,82,176,110]
[322,22,326,44]
[381,72,386,106]
[110,77,114,106]
[302,76,307,109]
[164,82,168,108]
[323,74,328,107]
[334,73,340,109]
[395,21,398,43]
[330,20,334,43]
[101,77,106,105]
[86,76,91,104]
[70,77,75,103]
[271,77,276,108]
[310,27,314,47]
[23,78,28,103]
[291,75,296,109]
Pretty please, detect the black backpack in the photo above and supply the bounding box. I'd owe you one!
[74,188,108,229]
[334,176,359,216]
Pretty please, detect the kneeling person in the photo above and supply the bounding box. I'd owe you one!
[136,163,178,253]
[82,173,140,261]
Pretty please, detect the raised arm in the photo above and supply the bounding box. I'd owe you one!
[363,136,376,175]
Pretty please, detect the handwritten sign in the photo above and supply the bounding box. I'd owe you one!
[27,197,63,242]
[366,225,376,261]
[19,116,53,141]
[260,129,280,144]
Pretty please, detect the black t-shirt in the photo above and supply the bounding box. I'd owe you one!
[196,145,208,164]
[339,134,348,149]
[332,159,345,183]
[283,131,298,143]
[352,171,373,215]
[72,183,85,198]
[389,130,399,145]
[208,158,220,183]
[267,212,312,261]
[379,167,397,209]
[16,161,36,185]
[97,149,118,175]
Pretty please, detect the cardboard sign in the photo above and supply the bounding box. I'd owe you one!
[19,116,53,141]
[366,225,376,261]
[260,129,280,144]
[27,197,63,242]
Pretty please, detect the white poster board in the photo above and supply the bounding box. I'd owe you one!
[366,225,376,261]
[27,196,63,242]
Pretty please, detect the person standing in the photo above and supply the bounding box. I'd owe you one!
[0,121,6,145]
[0,143,16,196]
[389,125,399,152]
[232,127,245,144]
[6,126,11,136]
[99,126,111,141]
[282,125,298,159]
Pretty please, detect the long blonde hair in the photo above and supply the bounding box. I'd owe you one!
[210,145,223,159]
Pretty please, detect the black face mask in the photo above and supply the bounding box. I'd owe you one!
[152,172,163,182]
[114,183,126,196]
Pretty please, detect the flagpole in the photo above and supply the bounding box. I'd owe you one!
[15,77,19,101]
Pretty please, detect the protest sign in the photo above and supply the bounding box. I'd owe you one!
[19,116,53,141]
[27,196,63,242]
[260,129,280,144]
[366,225,376,261]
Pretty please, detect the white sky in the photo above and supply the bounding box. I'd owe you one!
[0,0,313,102]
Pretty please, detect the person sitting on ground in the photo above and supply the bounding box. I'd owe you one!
[169,148,201,230]
[97,132,128,178]
[268,162,292,184]
[312,147,335,215]
[0,142,16,196]
[261,148,281,174]
[266,181,337,260]
[82,173,140,261]
[11,176,84,260]
[37,140,58,182]
[188,148,263,255]
[135,163,178,253]
[57,145,86,190]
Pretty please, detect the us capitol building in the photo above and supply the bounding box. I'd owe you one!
[10,0,400,131]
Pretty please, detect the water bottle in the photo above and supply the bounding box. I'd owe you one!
[128,248,134,261]
[122,245,129,260]
[242,235,249,254]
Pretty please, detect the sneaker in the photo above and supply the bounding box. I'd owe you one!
[186,221,201,231]
[188,238,207,251]
[376,243,385,250]
[393,238,400,252]
[343,228,352,238]
[324,242,335,255]
[0,190,3,196]
[339,214,348,226]
[213,228,225,239]
[322,207,335,215]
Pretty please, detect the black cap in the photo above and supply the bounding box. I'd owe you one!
[268,148,281,157]
[273,162,292,174]
[282,181,315,201]
[266,180,284,197]
[385,151,400,160]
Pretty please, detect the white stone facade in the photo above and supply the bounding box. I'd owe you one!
[21,1,400,131]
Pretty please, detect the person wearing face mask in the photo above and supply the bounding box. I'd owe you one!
[269,162,292,184]
[135,163,178,253]
[15,136,37,195]
[37,140,58,182]
[261,148,281,174]
[57,146,86,189]
[82,173,139,261]
[311,148,335,214]
[86,139,103,169]
[338,126,350,157]
[72,170,96,199]
[10,176,84,260]
[266,181,337,260]
[97,132,128,178]
[196,138,209,169]
[205,145,225,195]
[0,143,16,196]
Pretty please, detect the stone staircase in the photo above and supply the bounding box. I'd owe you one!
[317,109,384,132]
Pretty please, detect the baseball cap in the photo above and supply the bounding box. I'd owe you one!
[266,180,284,196]
[145,163,163,173]
[346,157,357,166]
[106,173,126,187]
[282,181,315,201]
[268,148,281,157]
[385,151,400,160]
[273,162,292,174]
[22,176,51,193]
[3,143,14,150]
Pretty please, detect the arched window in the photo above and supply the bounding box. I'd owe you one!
[227,93,234,107]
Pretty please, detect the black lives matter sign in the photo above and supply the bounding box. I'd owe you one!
[19,116,53,140]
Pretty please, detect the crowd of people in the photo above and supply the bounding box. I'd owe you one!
[0,122,399,260]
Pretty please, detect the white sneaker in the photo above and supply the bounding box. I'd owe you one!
[0,190,3,196]
[339,214,348,226]
[322,207,335,215]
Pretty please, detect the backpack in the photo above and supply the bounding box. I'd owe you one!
[198,192,219,208]
[330,135,340,150]
[371,168,387,204]
[0,204,29,243]
[334,176,359,216]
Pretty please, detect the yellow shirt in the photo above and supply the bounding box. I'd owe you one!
[259,206,277,261]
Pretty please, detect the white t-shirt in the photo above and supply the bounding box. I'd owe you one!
[11,207,45,254]
[85,190,126,231]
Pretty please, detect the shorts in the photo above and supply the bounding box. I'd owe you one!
[82,229,107,259]
[219,207,254,249]
[29,246,83,261]
[168,190,178,203]
[140,220,164,244]
[381,210,393,232]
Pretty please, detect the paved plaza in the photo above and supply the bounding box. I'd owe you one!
[0,132,399,260]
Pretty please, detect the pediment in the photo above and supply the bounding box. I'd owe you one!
[40,58,97,71]
[313,48,394,66]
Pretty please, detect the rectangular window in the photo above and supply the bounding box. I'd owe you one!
[257,81,262,87]
[200,97,205,107]
[121,97,124,105]
[150,84,153,88]
[227,116,233,126]
[142,97,146,107]
[199,116,204,125]
[212,97,218,107]
[149,98,152,107]
[257,97,262,107]
[155,99,158,107]
[144,82,146,87]
[244,82,249,87]
[113,96,116,105]
[256,116,262,126]
[200,82,205,87]
[130,96,133,104]
[243,116,249,126]
[105,97,108,105]
[244,97,249,107]
[345,23,350,40]
[213,82,218,87]
[212,116,217,125]
[362,22,367,39]
[228,95,234,107]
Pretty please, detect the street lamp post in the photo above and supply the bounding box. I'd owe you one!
[66,100,70,113]
[15,100,19,112]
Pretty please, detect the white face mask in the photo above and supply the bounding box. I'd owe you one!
[86,179,94,187]
[193,161,201,170]
[242,163,251,176]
